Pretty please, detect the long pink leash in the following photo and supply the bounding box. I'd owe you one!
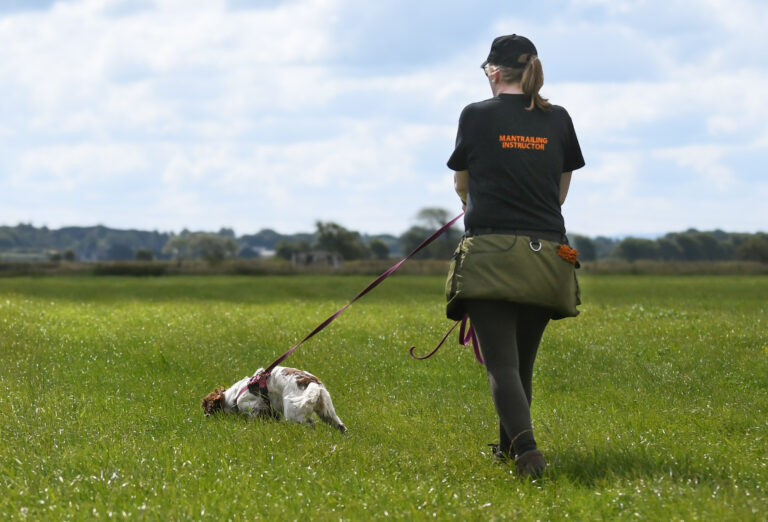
[237,212,479,402]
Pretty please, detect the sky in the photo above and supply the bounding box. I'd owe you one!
[1,0,766,238]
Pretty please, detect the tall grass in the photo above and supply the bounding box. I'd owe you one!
[1,275,766,520]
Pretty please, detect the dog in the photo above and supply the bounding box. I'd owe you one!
[201,366,347,433]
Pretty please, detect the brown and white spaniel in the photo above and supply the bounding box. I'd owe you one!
[201,366,346,433]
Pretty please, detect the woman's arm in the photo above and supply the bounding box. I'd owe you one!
[559,171,572,205]
[454,170,469,209]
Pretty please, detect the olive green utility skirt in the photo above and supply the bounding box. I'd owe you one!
[445,234,581,321]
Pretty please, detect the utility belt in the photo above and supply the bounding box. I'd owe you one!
[445,232,581,321]
[464,227,566,244]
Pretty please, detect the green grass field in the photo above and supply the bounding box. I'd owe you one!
[1,274,766,520]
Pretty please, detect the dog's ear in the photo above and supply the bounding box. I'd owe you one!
[201,387,227,416]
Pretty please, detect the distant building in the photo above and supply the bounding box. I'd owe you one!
[291,250,343,268]
[238,246,275,259]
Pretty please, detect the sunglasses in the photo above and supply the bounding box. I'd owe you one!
[483,64,498,78]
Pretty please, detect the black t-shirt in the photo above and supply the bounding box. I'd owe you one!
[447,94,584,234]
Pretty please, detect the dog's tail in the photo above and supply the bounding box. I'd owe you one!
[304,384,347,433]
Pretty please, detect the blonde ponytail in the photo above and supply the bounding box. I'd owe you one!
[521,55,551,112]
[496,54,551,112]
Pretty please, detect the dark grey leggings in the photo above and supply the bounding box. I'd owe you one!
[465,299,550,457]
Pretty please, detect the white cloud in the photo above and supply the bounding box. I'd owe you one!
[574,151,639,198]
[0,0,343,135]
[654,145,737,192]
[13,143,149,191]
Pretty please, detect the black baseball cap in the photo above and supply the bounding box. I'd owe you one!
[481,34,538,69]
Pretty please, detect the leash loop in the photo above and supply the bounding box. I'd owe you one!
[410,314,484,364]
[409,320,459,360]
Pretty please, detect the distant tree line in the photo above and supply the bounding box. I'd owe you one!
[1,216,766,264]
[0,222,401,264]
[0,224,170,262]
[571,230,768,264]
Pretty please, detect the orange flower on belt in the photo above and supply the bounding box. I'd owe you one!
[557,244,579,264]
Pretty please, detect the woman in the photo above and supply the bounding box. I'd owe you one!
[446,34,584,478]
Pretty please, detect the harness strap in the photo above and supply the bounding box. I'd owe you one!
[234,370,280,418]
[250,371,280,419]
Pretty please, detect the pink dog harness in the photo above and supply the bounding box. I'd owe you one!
[234,369,279,418]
